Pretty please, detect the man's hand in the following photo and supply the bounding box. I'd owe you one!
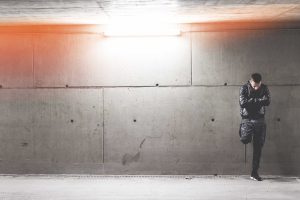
[248,97,258,104]
[256,95,270,106]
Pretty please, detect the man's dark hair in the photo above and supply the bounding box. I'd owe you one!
[251,73,262,83]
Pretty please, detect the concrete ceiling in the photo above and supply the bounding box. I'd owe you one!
[1,0,300,24]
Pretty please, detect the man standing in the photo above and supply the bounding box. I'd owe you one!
[239,73,271,181]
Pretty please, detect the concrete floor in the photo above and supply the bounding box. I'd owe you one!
[0,175,299,200]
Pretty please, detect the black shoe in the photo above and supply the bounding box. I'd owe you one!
[250,172,262,181]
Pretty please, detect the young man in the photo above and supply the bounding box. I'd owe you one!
[239,73,271,181]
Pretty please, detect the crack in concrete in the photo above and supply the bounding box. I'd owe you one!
[139,138,146,148]
[122,138,146,165]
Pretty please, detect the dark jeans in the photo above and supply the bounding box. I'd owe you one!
[239,118,267,173]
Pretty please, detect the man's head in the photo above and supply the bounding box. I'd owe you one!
[250,73,262,90]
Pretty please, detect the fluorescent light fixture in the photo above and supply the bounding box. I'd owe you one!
[103,23,181,37]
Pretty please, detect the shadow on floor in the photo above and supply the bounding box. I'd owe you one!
[263,177,299,182]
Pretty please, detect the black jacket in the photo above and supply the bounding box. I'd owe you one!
[239,81,271,119]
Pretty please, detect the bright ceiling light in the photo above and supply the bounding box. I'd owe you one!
[103,22,181,37]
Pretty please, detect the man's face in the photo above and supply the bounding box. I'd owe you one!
[250,79,261,90]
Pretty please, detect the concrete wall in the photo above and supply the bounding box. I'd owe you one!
[0,26,299,175]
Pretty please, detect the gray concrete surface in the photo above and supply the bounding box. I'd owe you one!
[0,175,299,200]
[0,26,299,175]
[0,89,103,174]
[0,34,33,88]
[192,30,300,85]
[1,1,300,24]
[103,87,243,175]
[34,33,191,87]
